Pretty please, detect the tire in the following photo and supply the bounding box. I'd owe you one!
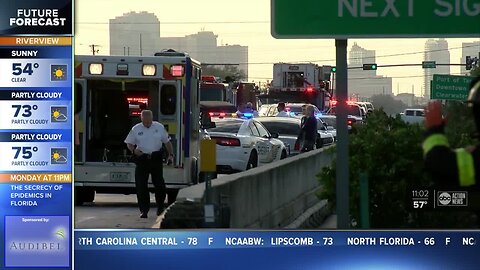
[316,136,324,149]
[246,151,258,170]
[83,188,95,203]
[280,150,287,159]
[74,187,95,205]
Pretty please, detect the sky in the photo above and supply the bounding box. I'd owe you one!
[74,0,480,97]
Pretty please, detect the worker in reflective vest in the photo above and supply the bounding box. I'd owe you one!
[423,76,480,188]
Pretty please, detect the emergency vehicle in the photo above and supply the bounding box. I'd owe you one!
[259,63,332,111]
[227,81,258,109]
[74,51,202,205]
[200,75,228,102]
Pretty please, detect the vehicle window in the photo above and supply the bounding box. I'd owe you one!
[254,122,270,138]
[286,106,302,113]
[405,110,414,116]
[321,118,336,128]
[347,105,361,116]
[267,106,276,116]
[416,110,424,117]
[249,123,260,136]
[160,85,176,115]
[260,121,300,136]
[200,87,225,101]
[209,121,242,133]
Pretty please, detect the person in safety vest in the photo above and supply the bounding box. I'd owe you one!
[423,76,480,188]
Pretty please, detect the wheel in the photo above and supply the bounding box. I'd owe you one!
[246,151,258,170]
[280,150,287,159]
[83,188,95,203]
[316,135,324,149]
[74,187,95,205]
[74,187,84,206]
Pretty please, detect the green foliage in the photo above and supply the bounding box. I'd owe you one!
[317,108,478,228]
[370,94,407,116]
[444,101,477,148]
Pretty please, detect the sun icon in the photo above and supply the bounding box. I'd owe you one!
[52,151,61,160]
[52,109,61,119]
[52,67,65,79]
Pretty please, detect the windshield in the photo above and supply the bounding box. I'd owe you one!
[260,121,300,136]
[321,117,336,128]
[200,88,225,101]
[208,120,243,133]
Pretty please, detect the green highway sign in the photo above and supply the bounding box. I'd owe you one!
[431,74,472,100]
[271,0,480,38]
[422,61,436,68]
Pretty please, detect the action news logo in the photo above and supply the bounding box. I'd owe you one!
[437,191,468,207]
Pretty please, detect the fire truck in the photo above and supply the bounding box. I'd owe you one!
[259,63,332,111]
[74,51,202,205]
[227,81,258,109]
[200,75,228,102]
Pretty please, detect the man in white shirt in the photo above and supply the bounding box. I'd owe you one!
[124,110,174,218]
[275,102,290,117]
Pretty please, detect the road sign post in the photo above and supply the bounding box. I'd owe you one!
[431,74,472,100]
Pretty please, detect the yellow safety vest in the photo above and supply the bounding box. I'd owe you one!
[423,134,476,187]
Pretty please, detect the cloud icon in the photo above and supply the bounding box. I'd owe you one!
[55,156,67,163]
[54,114,67,122]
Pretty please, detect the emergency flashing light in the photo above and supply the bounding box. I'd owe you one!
[306,86,314,92]
[170,65,184,77]
[348,120,353,125]
[243,113,253,118]
[142,64,156,76]
[88,63,103,75]
[330,100,338,106]
[219,113,226,117]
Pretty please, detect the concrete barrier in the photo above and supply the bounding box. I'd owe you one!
[164,146,335,229]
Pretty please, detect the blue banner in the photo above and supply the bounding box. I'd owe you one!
[74,230,480,269]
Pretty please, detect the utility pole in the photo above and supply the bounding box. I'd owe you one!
[89,44,100,55]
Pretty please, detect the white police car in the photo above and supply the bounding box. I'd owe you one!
[207,118,288,173]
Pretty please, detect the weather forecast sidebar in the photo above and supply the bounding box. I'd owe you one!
[0,0,73,269]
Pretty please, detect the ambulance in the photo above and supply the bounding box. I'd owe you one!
[74,51,202,205]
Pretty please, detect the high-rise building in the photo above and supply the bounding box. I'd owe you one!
[347,43,392,98]
[423,39,450,99]
[460,41,480,74]
[158,31,249,79]
[109,12,160,56]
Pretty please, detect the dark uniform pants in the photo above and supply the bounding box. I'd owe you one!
[134,151,165,213]
[301,141,315,153]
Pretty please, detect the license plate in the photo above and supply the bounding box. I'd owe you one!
[110,172,131,182]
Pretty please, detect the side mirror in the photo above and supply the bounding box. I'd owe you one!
[270,132,279,138]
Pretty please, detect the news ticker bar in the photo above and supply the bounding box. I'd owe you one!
[75,231,479,250]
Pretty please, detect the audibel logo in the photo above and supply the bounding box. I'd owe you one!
[5,216,70,267]
[437,191,468,207]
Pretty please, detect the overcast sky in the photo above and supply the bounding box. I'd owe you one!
[74,0,480,96]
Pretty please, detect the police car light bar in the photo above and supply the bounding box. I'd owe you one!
[142,64,156,76]
[88,63,103,75]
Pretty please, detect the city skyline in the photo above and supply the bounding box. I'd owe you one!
[74,0,480,97]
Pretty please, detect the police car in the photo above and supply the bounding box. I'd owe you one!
[207,118,288,173]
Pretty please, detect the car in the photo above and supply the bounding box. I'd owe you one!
[256,117,334,156]
[327,103,364,125]
[401,108,425,124]
[207,118,288,173]
[200,101,237,118]
[316,116,337,140]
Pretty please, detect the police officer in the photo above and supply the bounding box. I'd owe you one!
[125,110,174,218]
[423,76,480,188]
